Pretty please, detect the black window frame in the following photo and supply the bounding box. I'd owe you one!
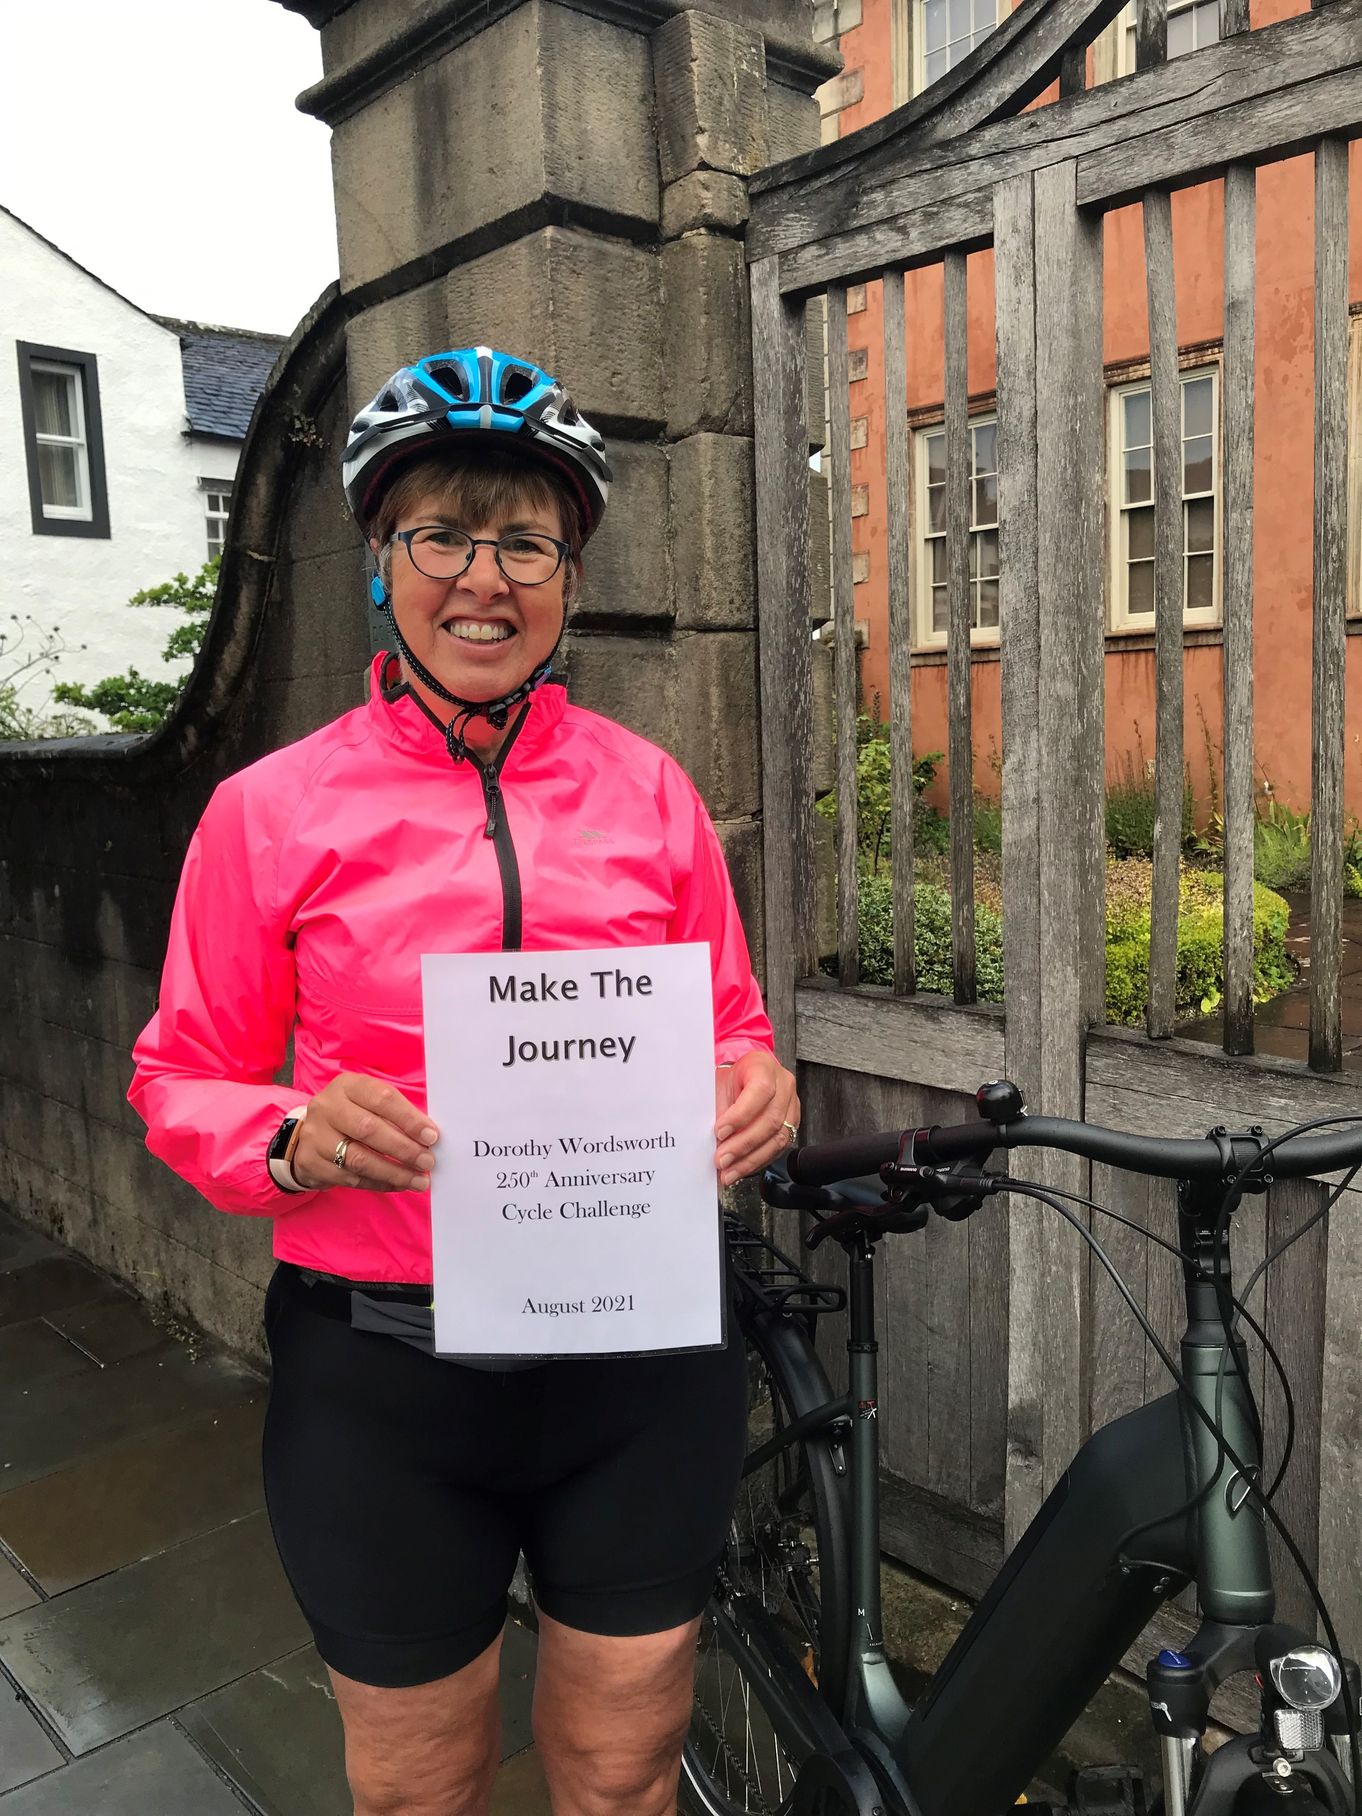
[16,341,111,539]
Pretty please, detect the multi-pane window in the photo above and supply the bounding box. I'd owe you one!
[204,485,233,560]
[17,342,109,539]
[1111,369,1219,628]
[918,0,998,91]
[918,415,999,643]
[1120,0,1220,70]
[31,363,91,520]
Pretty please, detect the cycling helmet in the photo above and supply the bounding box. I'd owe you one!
[342,347,611,537]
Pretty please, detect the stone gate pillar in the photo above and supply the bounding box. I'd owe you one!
[278,0,837,968]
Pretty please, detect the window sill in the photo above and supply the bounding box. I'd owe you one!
[908,625,1229,665]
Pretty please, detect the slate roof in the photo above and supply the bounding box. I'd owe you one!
[158,319,288,441]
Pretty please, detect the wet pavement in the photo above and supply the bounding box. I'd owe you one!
[1179,891,1362,1065]
[0,1206,552,1815]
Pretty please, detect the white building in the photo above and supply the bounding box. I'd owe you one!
[0,205,285,719]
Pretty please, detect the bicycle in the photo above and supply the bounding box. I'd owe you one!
[681,1078,1362,1816]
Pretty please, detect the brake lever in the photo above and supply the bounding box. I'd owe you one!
[881,1159,1003,1223]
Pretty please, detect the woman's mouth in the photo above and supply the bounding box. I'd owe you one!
[442,620,514,644]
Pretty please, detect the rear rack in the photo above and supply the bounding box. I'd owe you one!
[724,1213,847,1321]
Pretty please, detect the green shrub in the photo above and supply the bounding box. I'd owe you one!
[1103,870,1295,1026]
[816,718,940,873]
[855,866,1295,1028]
[973,795,1003,854]
[857,873,1005,1000]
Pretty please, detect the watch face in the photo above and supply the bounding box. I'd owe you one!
[268,1116,300,1162]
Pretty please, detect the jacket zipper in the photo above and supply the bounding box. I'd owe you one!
[469,711,528,952]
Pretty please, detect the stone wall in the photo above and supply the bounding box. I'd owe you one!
[0,2,834,1357]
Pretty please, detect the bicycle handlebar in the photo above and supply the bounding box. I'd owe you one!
[786,1094,1362,1191]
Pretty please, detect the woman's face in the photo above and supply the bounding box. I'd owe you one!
[378,487,569,710]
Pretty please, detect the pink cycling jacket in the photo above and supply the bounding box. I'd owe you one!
[129,654,775,1283]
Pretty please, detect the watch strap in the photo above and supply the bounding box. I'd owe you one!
[268,1106,311,1193]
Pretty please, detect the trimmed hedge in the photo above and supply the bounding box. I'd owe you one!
[855,868,1294,1026]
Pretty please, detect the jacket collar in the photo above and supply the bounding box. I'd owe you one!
[366,651,567,768]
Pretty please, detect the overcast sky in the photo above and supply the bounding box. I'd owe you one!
[3,0,337,336]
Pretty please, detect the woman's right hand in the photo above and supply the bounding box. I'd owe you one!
[290,1074,440,1192]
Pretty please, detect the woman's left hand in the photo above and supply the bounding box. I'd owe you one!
[714,1050,801,1188]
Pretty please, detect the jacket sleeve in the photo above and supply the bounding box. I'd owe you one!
[660,764,776,1067]
[128,774,319,1216]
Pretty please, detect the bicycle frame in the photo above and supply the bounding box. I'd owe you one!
[738,1166,1332,1816]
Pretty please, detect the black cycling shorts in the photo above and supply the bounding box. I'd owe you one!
[261,1263,748,1687]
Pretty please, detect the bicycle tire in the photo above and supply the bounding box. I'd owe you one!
[681,1312,852,1816]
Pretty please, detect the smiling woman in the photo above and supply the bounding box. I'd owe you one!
[127,343,801,1816]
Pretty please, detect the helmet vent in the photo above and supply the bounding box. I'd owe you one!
[376,389,400,413]
[424,362,471,402]
[559,396,580,425]
[502,369,535,404]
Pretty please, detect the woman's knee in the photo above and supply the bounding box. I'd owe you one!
[330,1643,503,1816]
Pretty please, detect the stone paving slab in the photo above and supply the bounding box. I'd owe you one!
[490,1745,554,1814]
[44,1296,168,1368]
[0,1345,259,1492]
[0,1259,113,1331]
[0,1556,39,1621]
[0,1680,63,1796]
[0,1323,95,1396]
[0,1399,266,1595]
[0,1719,246,1815]
[0,1511,309,1755]
[0,1213,60,1274]
[178,1645,348,1816]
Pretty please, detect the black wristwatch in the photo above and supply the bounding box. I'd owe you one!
[267,1106,310,1192]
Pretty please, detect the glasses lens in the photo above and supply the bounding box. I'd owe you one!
[407,528,474,577]
[496,534,562,585]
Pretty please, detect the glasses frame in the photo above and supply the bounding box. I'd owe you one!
[390,524,571,587]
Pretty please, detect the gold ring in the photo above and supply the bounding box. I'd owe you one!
[334,1137,352,1170]
[782,1121,799,1143]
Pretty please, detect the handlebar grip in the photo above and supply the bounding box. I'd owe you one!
[787,1129,903,1188]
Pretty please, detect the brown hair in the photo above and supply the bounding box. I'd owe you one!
[371,449,584,583]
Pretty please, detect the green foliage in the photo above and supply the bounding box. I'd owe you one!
[52,558,218,734]
[816,717,941,874]
[973,795,1003,854]
[1105,751,1194,858]
[1103,870,1294,1026]
[856,873,1006,1000]
[855,863,1295,1028]
[0,616,95,740]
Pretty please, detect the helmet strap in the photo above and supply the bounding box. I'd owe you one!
[377,593,566,763]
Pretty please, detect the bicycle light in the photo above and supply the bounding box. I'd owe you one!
[1268,1645,1343,1712]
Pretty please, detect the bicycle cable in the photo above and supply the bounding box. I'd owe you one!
[1003,1176,1362,1813]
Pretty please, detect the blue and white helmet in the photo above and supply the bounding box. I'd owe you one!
[342,347,611,538]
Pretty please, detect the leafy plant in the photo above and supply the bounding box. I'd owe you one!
[1105,749,1194,858]
[52,557,218,734]
[817,717,941,874]
[0,617,95,740]
[856,873,1006,1000]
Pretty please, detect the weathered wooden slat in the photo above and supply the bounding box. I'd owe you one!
[1309,137,1349,1073]
[1023,159,1106,1533]
[1060,46,1087,96]
[945,252,977,1005]
[882,267,917,995]
[1221,0,1250,30]
[1135,0,1167,67]
[969,1189,1009,1517]
[927,1212,974,1505]
[827,284,860,989]
[1088,1165,1152,1432]
[1317,1195,1362,1656]
[777,193,994,299]
[1263,1178,1327,1630]
[1144,188,1183,1041]
[747,0,1362,268]
[750,258,817,1056]
[1076,64,1362,213]
[995,172,1043,1117]
[1221,164,1257,1056]
[880,1469,1003,1602]
[796,978,1006,1090]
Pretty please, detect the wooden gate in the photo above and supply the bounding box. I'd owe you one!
[747,0,1362,1667]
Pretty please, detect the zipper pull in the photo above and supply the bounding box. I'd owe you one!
[482,773,501,840]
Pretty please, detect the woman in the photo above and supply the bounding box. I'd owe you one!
[129,346,800,1816]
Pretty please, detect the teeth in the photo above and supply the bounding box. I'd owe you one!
[445,621,512,643]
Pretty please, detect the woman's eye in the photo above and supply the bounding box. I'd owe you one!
[501,536,540,554]
[421,530,463,549]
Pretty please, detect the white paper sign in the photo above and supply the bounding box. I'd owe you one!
[421,943,722,1357]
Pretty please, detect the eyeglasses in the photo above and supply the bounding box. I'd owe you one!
[390,525,570,587]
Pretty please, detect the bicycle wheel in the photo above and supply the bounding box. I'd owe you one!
[682,1317,851,1816]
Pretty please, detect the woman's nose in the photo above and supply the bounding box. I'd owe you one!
[458,543,509,596]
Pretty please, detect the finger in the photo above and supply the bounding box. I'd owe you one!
[716,1072,780,1148]
[333,1078,439,1173]
[720,1128,792,1188]
[716,1079,797,1169]
[332,1138,431,1194]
